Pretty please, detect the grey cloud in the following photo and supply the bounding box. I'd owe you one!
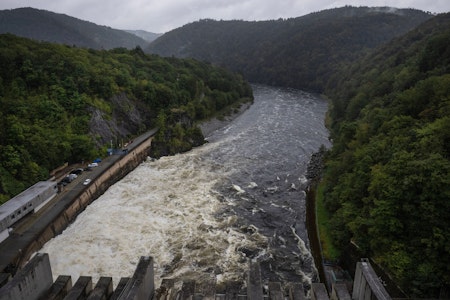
[0,0,448,32]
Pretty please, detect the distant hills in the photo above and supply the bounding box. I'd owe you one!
[147,6,433,92]
[0,7,154,49]
[124,29,162,43]
[0,6,433,87]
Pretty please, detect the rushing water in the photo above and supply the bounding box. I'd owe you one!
[39,84,330,291]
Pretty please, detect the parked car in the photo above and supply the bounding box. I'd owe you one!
[70,168,84,175]
[83,179,91,185]
[88,162,98,168]
[67,174,77,182]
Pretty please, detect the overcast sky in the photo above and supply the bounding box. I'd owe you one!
[0,0,449,33]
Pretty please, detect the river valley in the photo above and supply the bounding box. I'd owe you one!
[38,84,331,291]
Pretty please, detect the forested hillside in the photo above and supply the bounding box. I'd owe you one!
[323,13,450,297]
[147,6,431,92]
[0,7,148,49]
[0,34,252,203]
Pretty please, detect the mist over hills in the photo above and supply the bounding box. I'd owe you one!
[0,7,151,49]
[124,29,162,43]
[147,6,433,92]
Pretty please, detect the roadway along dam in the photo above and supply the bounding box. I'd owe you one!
[38,84,331,292]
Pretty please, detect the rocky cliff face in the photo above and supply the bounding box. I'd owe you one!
[89,93,151,147]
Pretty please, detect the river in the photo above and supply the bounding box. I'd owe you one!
[39,84,330,292]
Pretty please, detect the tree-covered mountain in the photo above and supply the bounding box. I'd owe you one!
[322,13,450,297]
[147,6,432,92]
[0,7,149,49]
[0,34,252,203]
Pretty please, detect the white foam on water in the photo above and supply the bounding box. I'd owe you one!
[39,147,267,287]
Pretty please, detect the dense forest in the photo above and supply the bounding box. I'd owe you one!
[0,34,252,203]
[147,6,432,92]
[0,7,150,49]
[323,13,450,297]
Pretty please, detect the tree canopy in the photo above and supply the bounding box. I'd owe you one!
[147,6,431,92]
[0,34,252,203]
[322,13,450,297]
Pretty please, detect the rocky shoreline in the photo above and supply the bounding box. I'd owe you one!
[199,102,252,137]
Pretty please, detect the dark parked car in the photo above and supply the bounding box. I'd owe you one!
[70,168,84,175]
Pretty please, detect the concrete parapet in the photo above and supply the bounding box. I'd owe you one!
[330,283,351,300]
[43,275,72,300]
[117,256,154,300]
[247,260,263,299]
[63,276,92,300]
[0,252,398,300]
[86,276,113,300]
[352,259,391,300]
[110,278,130,300]
[311,283,330,300]
[0,253,53,300]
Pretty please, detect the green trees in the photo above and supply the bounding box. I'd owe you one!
[322,13,450,297]
[148,7,431,93]
[0,34,253,203]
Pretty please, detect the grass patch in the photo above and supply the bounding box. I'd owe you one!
[316,182,341,261]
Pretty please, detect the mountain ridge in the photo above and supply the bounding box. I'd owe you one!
[0,7,151,49]
[147,6,433,92]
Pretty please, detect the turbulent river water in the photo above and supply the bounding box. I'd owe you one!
[39,84,330,292]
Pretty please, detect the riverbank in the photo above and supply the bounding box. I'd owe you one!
[305,148,327,284]
[199,102,252,137]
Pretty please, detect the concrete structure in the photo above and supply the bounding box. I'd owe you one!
[330,284,351,300]
[352,259,391,300]
[311,283,330,300]
[0,255,154,300]
[247,260,264,299]
[0,253,53,300]
[115,256,154,300]
[0,254,397,300]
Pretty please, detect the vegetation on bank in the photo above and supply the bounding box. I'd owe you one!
[0,34,253,203]
[315,181,341,261]
[322,13,450,297]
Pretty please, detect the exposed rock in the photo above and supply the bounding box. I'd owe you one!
[88,93,150,147]
[306,146,327,182]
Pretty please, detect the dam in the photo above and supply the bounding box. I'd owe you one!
[0,251,390,299]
